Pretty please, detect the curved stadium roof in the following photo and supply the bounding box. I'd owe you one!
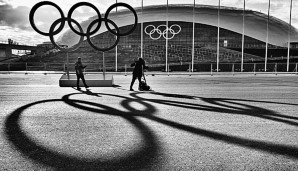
[59,4,298,47]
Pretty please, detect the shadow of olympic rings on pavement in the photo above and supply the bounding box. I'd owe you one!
[150,91,298,107]
[139,92,298,126]
[4,97,162,170]
[65,91,298,158]
[200,97,298,126]
[125,92,298,158]
[5,90,298,171]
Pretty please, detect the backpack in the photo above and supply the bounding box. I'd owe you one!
[139,75,151,91]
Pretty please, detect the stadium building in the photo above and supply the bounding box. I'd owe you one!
[56,4,298,72]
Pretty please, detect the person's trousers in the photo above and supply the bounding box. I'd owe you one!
[76,74,88,88]
[130,74,142,89]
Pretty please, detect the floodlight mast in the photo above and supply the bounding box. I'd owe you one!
[191,0,195,73]
[217,0,220,72]
[265,0,271,72]
[165,0,169,72]
[287,0,293,72]
[141,0,144,59]
[241,0,245,72]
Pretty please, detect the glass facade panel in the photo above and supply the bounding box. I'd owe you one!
[143,21,167,67]
[245,0,269,71]
[268,0,290,70]
[141,0,167,71]
[291,0,298,72]
[168,0,194,72]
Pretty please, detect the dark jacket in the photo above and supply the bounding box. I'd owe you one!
[75,61,86,75]
[131,59,148,76]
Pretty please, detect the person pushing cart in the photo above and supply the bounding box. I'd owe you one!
[130,57,149,91]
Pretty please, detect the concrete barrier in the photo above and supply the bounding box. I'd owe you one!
[59,74,113,87]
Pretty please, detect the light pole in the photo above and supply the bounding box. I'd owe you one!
[191,0,195,72]
[217,0,220,72]
[287,0,293,72]
[241,0,245,72]
[265,0,271,72]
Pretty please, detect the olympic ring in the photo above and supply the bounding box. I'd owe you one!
[105,3,138,36]
[144,24,181,40]
[145,25,162,40]
[29,1,138,52]
[29,1,65,36]
[67,2,102,37]
[49,18,84,52]
[86,18,120,52]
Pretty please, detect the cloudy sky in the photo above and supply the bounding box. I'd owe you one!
[0,0,297,45]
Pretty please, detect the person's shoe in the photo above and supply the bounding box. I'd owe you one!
[85,86,89,88]
[130,88,134,91]
[77,87,81,90]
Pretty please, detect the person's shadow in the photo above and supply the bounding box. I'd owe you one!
[72,87,101,97]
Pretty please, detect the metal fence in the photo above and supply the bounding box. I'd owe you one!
[1,62,297,75]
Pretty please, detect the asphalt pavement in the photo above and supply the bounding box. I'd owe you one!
[1,73,298,170]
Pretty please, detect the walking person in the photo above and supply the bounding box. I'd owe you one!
[130,57,148,91]
[75,57,89,90]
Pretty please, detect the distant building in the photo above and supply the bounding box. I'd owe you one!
[37,42,55,49]
[59,4,298,64]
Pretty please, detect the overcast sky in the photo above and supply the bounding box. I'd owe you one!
[0,0,297,45]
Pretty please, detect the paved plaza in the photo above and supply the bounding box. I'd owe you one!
[1,73,298,170]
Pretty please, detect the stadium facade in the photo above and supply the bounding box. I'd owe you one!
[58,4,298,72]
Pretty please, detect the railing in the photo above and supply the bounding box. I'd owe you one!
[0,41,37,46]
[0,62,297,75]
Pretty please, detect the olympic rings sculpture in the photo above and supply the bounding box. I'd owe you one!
[144,24,181,40]
[29,1,138,52]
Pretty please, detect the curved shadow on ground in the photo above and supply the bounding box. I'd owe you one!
[6,90,298,171]
[150,91,298,107]
[126,92,298,158]
[68,91,298,158]
[132,92,298,126]
[5,98,161,170]
[63,93,157,117]
[201,97,298,124]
